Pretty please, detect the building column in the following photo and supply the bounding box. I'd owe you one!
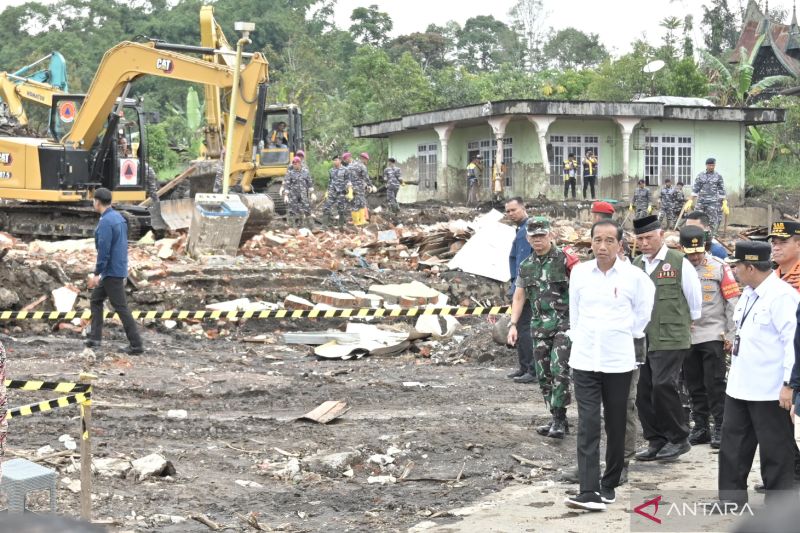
[613,117,641,201]
[487,116,512,196]
[526,116,556,172]
[434,123,454,198]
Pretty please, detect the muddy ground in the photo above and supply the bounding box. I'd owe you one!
[1,315,589,532]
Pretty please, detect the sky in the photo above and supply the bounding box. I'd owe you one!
[3,0,798,56]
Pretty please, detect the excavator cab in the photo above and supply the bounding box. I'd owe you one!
[47,93,147,195]
[253,88,303,174]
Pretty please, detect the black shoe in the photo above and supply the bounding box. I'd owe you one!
[564,491,606,511]
[121,345,144,355]
[600,486,616,504]
[655,439,691,460]
[635,442,666,461]
[536,417,554,436]
[558,466,579,483]
[548,409,568,439]
[754,482,765,493]
[689,425,711,445]
[85,338,102,348]
[513,373,536,384]
[507,369,525,379]
[710,425,722,449]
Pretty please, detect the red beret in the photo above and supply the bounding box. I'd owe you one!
[591,201,615,215]
[360,152,369,160]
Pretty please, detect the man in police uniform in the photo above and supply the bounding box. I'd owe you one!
[769,221,800,292]
[508,217,574,439]
[679,226,740,449]
[686,157,729,233]
[718,241,798,505]
[633,215,702,461]
[466,154,482,206]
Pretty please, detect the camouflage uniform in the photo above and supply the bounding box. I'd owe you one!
[692,171,726,232]
[383,166,402,213]
[325,166,351,226]
[284,167,310,223]
[633,186,651,219]
[673,187,686,224]
[347,160,374,211]
[516,245,571,409]
[659,185,677,229]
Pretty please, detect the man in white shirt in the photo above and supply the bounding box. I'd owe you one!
[632,215,703,462]
[718,241,798,505]
[564,220,655,512]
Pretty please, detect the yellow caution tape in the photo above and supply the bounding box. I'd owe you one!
[0,306,511,321]
[6,391,92,419]
[4,379,92,393]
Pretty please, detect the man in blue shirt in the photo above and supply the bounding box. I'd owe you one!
[86,188,143,354]
[505,197,534,383]
[686,211,728,259]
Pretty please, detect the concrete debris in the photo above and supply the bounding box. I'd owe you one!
[0,287,19,308]
[131,453,176,481]
[414,315,460,339]
[305,451,361,474]
[298,400,350,424]
[93,457,133,478]
[36,445,55,457]
[59,433,77,451]
[367,475,397,485]
[61,477,82,493]
[368,454,395,466]
[284,295,315,310]
[166,409,188,419]
[150,514,187,525]
[234,479,264,489]
[314,323,411,359]
[51,285,79,312]
[138,231,156,245]
[29,238,95,254]
[368,281,445,306]
[311,291,358,308]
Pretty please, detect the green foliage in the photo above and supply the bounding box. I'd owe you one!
[701,0,739,57]
[146,122,179,176]
[745,158,799,194]
[542,28,608,70]
[457,15,524,71]
[349,5,393,47]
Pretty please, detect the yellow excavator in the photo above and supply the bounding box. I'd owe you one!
[0,39,270,239]
[0,52,69,133]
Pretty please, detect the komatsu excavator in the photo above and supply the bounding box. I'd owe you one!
[0,39,270,239]
[0,52,69,132]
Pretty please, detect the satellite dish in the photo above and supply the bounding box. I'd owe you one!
[643,60,666,74]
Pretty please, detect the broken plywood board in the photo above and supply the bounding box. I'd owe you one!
[283,331,361,345]
[367,280,447,306]
[298,400,350,424]
[314,323,411,359]
[447,220,515,282]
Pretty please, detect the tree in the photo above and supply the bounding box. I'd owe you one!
[701,35,794,106]
[541,28,608,70]
[456,15,523,71]
[682,15,694,59]
[701,0,739,56]
[508,0,548,70]
[349,4,393,47]
[659,16,681,60]
[387,32,451,71]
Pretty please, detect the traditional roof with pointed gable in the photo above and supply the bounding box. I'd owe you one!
[732,0,800,79]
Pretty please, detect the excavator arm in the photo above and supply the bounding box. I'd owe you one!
[199,5,233,158]
[0,52,69,126]
[62,40,268,191]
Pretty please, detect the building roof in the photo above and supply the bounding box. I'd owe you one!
[732,0,800,77]
[353,99,785,139]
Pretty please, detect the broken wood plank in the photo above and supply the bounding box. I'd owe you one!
[510,453,558,471]
[298,400,349,424]
[190,514,221,531]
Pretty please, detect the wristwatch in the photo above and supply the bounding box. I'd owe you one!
[784,381,791,387]
[509,322,517,327]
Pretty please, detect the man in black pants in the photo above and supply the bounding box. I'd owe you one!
[564,220,655,511]
[717,241,798,505]
[86,188,143,355]
[504,198,534,383]
[632,215,702,462]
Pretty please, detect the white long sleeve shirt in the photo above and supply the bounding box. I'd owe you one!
[640,244,703,320]
[727,274,799,401]
[569,258,656,373]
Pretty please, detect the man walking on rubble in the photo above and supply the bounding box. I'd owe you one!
[508,217,577,439]
[321,155,351,229]
[86,188,143,355]
[686,157,729,233]
[504,197,534,384]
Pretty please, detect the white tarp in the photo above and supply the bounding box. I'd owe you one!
[448,209,515,282]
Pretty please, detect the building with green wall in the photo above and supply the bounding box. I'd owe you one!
[353,98,783,205]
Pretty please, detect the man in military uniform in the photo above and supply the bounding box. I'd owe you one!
[582,150,598,199]
[346,152,375,226]
[658,178,677,230]
[383,157,403,214]
[687,157,728,233]
[673,181,686,224]
[507,217,574,439]
[321,155,351,229]
[679,226,740,449]
[630,179,652,219]
[283,156,313,227]
[563,153,578,199]
[466,154,482,206]
[633,215,702,462]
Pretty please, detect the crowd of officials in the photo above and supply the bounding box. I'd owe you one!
[505,158,800,512]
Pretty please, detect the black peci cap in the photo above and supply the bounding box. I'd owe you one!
[633,215,661,235]
[726,240,771,264]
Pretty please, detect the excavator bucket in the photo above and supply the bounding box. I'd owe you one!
[238,193,274,243]
[149,198,195,231]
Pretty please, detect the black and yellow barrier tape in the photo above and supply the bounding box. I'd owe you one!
[0,306,511,321]
[6,391,92,420]
[4,379,92,393]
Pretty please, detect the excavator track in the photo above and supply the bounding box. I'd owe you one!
[0,202,149,240]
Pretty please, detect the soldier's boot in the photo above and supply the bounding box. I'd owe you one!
[536,410,554,436]
[321,213,332,227]
[688,417,711,445]
[547,407,568,439]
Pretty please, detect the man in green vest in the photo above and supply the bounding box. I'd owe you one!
[632,215,702,461]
